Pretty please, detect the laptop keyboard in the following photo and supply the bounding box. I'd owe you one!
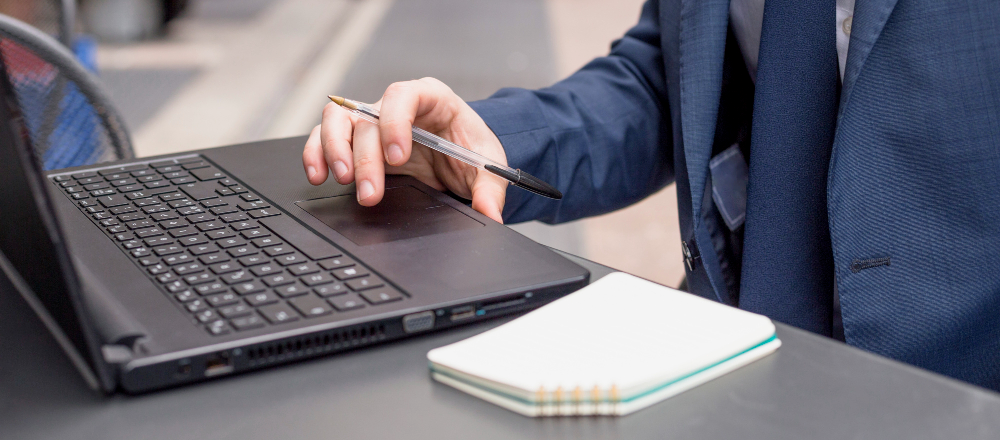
[51,156,406,336]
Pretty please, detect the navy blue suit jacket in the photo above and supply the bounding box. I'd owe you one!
[470,0,1000,390]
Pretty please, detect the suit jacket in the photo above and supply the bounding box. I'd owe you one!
[469,0,1000,390]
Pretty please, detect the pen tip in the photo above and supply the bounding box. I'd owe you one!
[328,95,345,105]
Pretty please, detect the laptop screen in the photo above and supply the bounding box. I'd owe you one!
[0,48,103,388]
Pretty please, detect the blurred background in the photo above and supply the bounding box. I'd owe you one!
[0,0,684,287]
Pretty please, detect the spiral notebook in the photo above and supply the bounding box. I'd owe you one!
[427,272,780,417]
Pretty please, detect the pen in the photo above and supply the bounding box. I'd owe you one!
[328,95,563,200]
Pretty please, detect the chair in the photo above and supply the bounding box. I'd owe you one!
[0,13,132,170]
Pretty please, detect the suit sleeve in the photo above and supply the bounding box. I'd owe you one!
[468,0,672,224]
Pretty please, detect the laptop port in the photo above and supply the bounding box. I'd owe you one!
[450,305,476,322]
[204,352,234,377]
[403,311,435,333]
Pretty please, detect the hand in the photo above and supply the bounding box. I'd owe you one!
[302,78,509,223]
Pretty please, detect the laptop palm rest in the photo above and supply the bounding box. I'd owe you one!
[295,185,483,246]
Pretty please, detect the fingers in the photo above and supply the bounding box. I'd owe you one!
[378,78,454,167]
[352,117,386,205]
[470,169,508,224]
[302,124,327,185]
[319,102,356,184]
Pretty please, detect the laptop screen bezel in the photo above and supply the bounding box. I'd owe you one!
[0,46,113,392]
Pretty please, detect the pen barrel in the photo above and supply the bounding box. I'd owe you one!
[484,165,563,200]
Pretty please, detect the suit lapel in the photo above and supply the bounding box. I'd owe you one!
[839,0,900,116]
[678,0,730,227]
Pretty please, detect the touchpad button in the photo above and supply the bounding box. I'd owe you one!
[295,186,483,246]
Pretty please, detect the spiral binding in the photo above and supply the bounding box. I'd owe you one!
[534,384,622,416]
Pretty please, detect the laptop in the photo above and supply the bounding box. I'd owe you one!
[0,58,588,393]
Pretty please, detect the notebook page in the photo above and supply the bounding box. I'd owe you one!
[428,272,776,395]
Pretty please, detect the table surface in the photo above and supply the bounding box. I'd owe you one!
[3,252,1000,440]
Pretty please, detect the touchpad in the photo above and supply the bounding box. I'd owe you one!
[295,186,483,246]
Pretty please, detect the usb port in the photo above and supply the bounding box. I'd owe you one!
[450,305,476,322]
[204,352,234,377]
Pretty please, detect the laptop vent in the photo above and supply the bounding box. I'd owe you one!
[244,324,387,366]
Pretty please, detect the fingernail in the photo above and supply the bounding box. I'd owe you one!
[307,166,316,180]
[386,144,403,165]
[332,161,348,180]
[357,180,375,201]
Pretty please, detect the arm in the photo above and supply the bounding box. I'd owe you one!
[470,0,672,224]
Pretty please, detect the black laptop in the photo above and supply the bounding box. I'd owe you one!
[0,60,588,393]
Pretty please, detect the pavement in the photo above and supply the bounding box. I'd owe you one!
[95,0,684,287]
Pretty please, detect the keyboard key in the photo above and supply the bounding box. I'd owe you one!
[240,229,269,239]
[179,182,219,201]
[99,219,119,227]
[217,237,246,248]
[145,180,171,189]
[159,219,189,229]
[300,272,335,287]
[274,281,309,298]
[107,225,127,233]
[64,186,82,193]
[245,292,279,307]
[209,261,240,274]
[201,198,227,208]
[262,273,294,287]
[122,239,143,249]
[177,235,210,247]
[114,232,135,241]
[158,273,178,283]
[240,193,260,202]
[219,304,253,318]
[220,270,253,285]
[206,229,236,239]
[83,182,110,191]
[99,164,147,175]
[274,252,308,266]
[160,192,186,201]
[109,178,137,187]
[186,213,216,223]
[360,289,403,305]
[237,255,269,266]
[135,227,164,238]
[103,173,132,181]
[216,188,235,196]
[153,245,183,256]
[162,171,189,179]
[314,283,348,297]
[85,206,105,214]
[288,262,320,276]
[79,199,99,207]
[164,280,187,293]
[71,171,98,179]
[218,178,239,186]
[229,186,248,194]
[136,175,160,182]
[93,212,112,220]
[183,272,215,285]
[131,169,156,177]
[195,309,218,323]
[149,211,179,221]
[130,248,151,258]
[259,216,342,260]
[126,220,155,229]
[175,290,197,302]
[332,266,369,280]
[156,165,183,173]
[91,189,117,197]
[144,236,173,246]
[259,303,301,324]
[221,212,249,223]
[169,227,199,238]
[147,264,169,275]
[53,175,71,181]
[210,205,238,215]
[206,320,232,335]
[237,201,270,211]
[168,199,194,209]
[328,294,366,312]
[262,245,293,257]
[199,253,230,264]
[136,256,159,266]
[232,281,266,295]
[191,167,225,180]
[197,221,226,231]
[247,208,280,219]
[96,194,129,207]
[150,157,201,168]
[163,254,193,265]
[347,276,384,291]
[205,292,239,307]
[119,184,145,192]
[318,257,355,270]
[250,263,281,277]
[174,262,204,276]
[186,299,209,313]
[288,295,333,318]
[231,315,266,331]
[228,246,258,258]
[230,220,259,231]
[251,236,281,248]
[71,193,89,200]
[136,199,163,208]
[117,213,144,221]
[189,243,219,255]
[194,282,227,296]
[178,206,206,216]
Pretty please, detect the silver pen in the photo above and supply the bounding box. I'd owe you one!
[328,95,562,199]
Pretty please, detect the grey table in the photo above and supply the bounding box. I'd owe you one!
[3,252,1000,440]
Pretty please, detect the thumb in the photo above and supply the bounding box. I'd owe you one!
[469,169,508,224]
